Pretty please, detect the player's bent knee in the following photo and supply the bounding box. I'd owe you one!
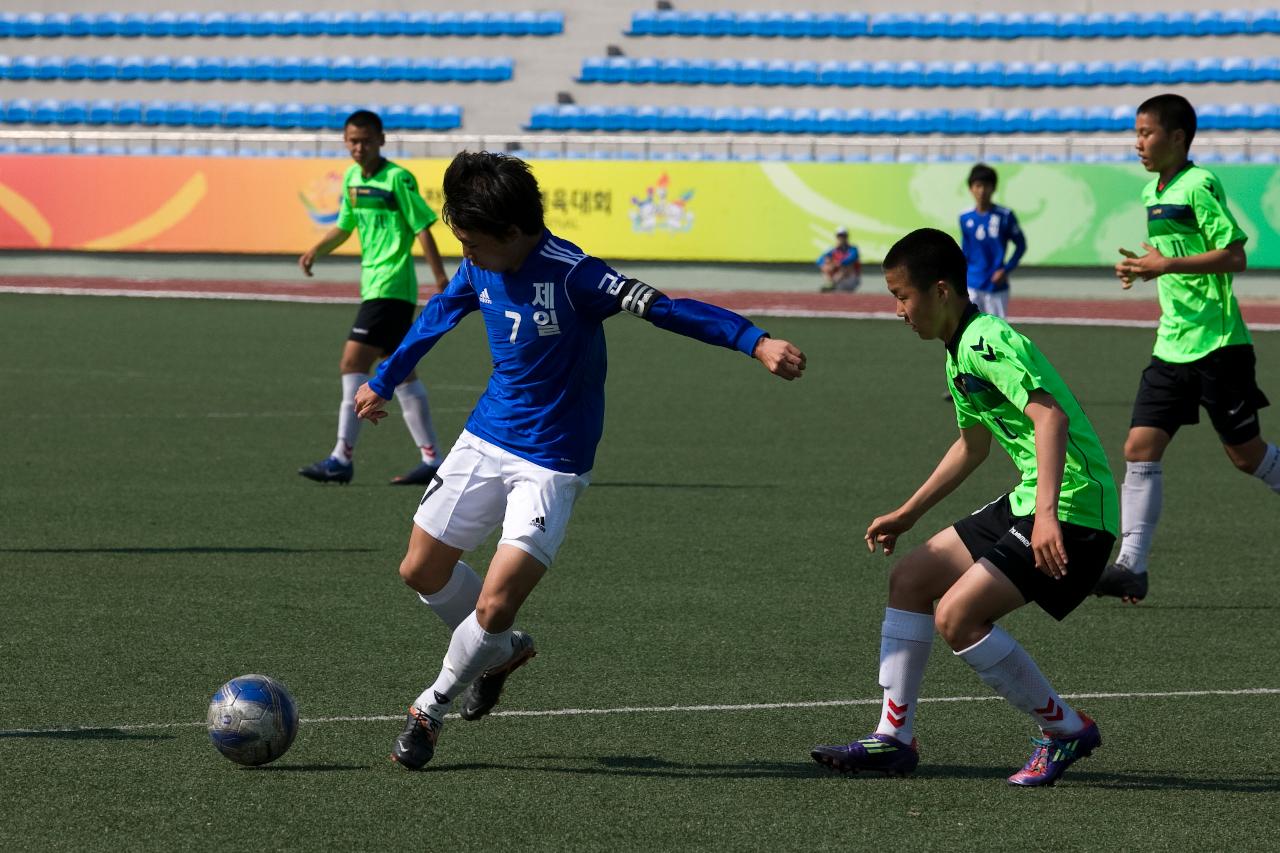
[474,595,518,634]
[932,598,972,649]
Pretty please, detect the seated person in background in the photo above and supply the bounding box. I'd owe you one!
[819,227,862,292]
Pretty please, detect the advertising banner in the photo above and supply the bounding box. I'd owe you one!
[1,155,1276,266]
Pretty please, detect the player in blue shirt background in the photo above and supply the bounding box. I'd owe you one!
[352,152,807,770]
[959,163,1027,319]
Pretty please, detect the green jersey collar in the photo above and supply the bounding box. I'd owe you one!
[1156,160,1195,195]
[946,303,981,358]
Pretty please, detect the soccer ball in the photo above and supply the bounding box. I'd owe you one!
[206,674,298,766]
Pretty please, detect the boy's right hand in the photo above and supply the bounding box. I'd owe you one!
[1115,247,1138,289]
[865,510,914,556]
[353,383,389,424]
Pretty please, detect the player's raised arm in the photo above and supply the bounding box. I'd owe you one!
[580,269,806,380]
[865,425,990,554]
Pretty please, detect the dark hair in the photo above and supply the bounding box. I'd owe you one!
[882,228,969,297]
[1137,93,1196,149]
[442,151,545,237]
[344,109,383,135]
[967,163,997,188]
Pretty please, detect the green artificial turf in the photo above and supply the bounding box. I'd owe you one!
[3,294,1277,850]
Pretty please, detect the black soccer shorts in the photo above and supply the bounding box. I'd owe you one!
[348,298,416,354]
[1130,344,1270,446]
[952,495,1115,621]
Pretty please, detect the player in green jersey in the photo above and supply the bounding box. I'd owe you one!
[297,110,450,486]
[1097,94,1280,603]
[810,228,1118,787]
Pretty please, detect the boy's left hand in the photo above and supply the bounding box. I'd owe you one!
[1031,516,1068,579]
[754,338,806,380]
[1116,242,1168,282]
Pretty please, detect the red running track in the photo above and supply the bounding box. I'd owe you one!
[3,275,1280,330]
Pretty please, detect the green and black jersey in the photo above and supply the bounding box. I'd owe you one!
[1142,162,1250,363]
[946,306,1118,535]
[336,159,438,304]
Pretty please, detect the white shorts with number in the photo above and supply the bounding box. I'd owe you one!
[413,430,590,567]
[968,288,1009,319]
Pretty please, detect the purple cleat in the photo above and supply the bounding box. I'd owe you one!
[1008,713,1101,787]
[811,733,920,777]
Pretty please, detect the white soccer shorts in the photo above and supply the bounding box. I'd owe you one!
[412,430,590,567]
[968,289,1010,319]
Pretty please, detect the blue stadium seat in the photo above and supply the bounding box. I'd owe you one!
[975,12,1003,39]
[1220,103,1251,129]
[1028,61,1057,87]
[630,57,658,84]
[274,11,306,36]
[1249,103,1280,130]
[946,13,977,39]
[790,60,819,86]
[997,12,1030,39]
[140,100,170,126]
[42,13,72,38]
[1004,61,1034,87]
[652,105,683,132]
[66,13,94,37]
[1004,108,1035,133]
[837,108,868,134]
[1109,105,1135,131]
[651,11,680,36]
[85,99,115,125]
[2,56,29,81]
[974,108,1002,133]
[481,12,512,37]
[1082,13,1113,38]
[141,56,173,81]
[1113,61,1142,86]
[1082,106,1112,132]
[677,11,711,37]
[974,61,1004,88]
[1252,8,1280,33]
[733,59,764,86]
[1026,12,1056,37]
[1193,57,1224,83]
[62,55,91,81]
[629,10,656,35]
[580,56,606,83]
[146,12,177,37]
[434,104,461,130]
[783,12,815,38]
[298,103,328,129]
[4,98,32,123]
[56,99,86,125]
[597,57,626,84]
[533,12,562,35]
[1110,12,1141,37]
[457,11,488,37]
[762,59,790,86]
[220,101,250,126]
[508,11,539,36]
[682,58,712,84]
[731,107,765,133]
[1194,11,1228,35]
[1221,56,1251,82]
[1083,61,1116,86]
[325,56,353,82]
[657,58,687,84]
[948,61,976,88]
[34,56,63,80]
[867,60,893,88]
[1251,56,1280,81]
[836,12,869,38]
[109,99,139,125]
[242,101,274,128]
[1165,58,1196,84]
[190,101,221,128]
[116,12,146,38]
[624,105,657,132]
[171,56,198,81]
[760,12,788,38]
[324,12,358,37]
[166,100,195,126]
[1164,11,1195,36]
[273,101,305,129]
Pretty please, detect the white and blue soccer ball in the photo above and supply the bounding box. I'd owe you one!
[206,674,298,766]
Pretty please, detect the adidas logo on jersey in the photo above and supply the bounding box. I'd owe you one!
[478,288,492,304]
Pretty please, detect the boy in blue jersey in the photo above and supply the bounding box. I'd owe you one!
[959,163,1027,319]
[352,152,807,770]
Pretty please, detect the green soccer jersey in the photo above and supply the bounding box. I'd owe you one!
[335,159,438,304]
[1141,163,1250,363]
[947,307,1118,534]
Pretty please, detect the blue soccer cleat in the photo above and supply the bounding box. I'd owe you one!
[1008,713,1101,787]
[298,456,353,484]
[810,733,920,777]
[390,461,438,486]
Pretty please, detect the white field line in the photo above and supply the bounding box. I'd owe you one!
[3,687,1276,736]
[5,283,1280,331]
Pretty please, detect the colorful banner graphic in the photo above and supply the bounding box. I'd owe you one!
[1,155,1277,266]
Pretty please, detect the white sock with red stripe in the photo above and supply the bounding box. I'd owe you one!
[330,372,369,463]
[1253,443,1280,493]
[872,608,934,743]
[394,380,439,465]
[957,625,1083,736]
[418,561,482,631]
[414,612,512,723]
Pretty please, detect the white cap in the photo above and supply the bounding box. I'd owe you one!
[835,227,848,236]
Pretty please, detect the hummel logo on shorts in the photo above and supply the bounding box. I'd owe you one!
[1009,526,1031,548]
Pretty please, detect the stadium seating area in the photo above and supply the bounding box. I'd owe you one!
[0,11,564,39]
[1,3,1278,160]
[0,98,462,130]
[526,102,1280,134]
[626,9,1277,39]
[0,54,513,84]
[579,56,1278,88]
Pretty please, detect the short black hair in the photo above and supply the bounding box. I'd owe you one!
[967,163,997,188]
[442,151,545,237]
[344,109,383,135]
[882,228,969,297]
[1137,93,1196,149]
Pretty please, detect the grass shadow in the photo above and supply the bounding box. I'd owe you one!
[0,547,378,555]
[591,482,768,490]
[430,754,819,780]
[0,728,175,741]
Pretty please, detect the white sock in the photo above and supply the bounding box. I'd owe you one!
[1253,443,1280,493]
[956,625,1084,736]
[413,612,512,722]
[873,608,934,743]
[418,561,482,631]
[330,372,369,463]
[395,380,440,465]
[1116,461,1163,573]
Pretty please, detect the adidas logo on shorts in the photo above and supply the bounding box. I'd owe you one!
[531,516,546,533]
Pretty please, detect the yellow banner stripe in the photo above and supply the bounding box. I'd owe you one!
[80,173,208,250]
[0,183,53,247]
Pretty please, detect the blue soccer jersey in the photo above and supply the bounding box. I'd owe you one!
[959,205,1027,293]
[369,231,768,474]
